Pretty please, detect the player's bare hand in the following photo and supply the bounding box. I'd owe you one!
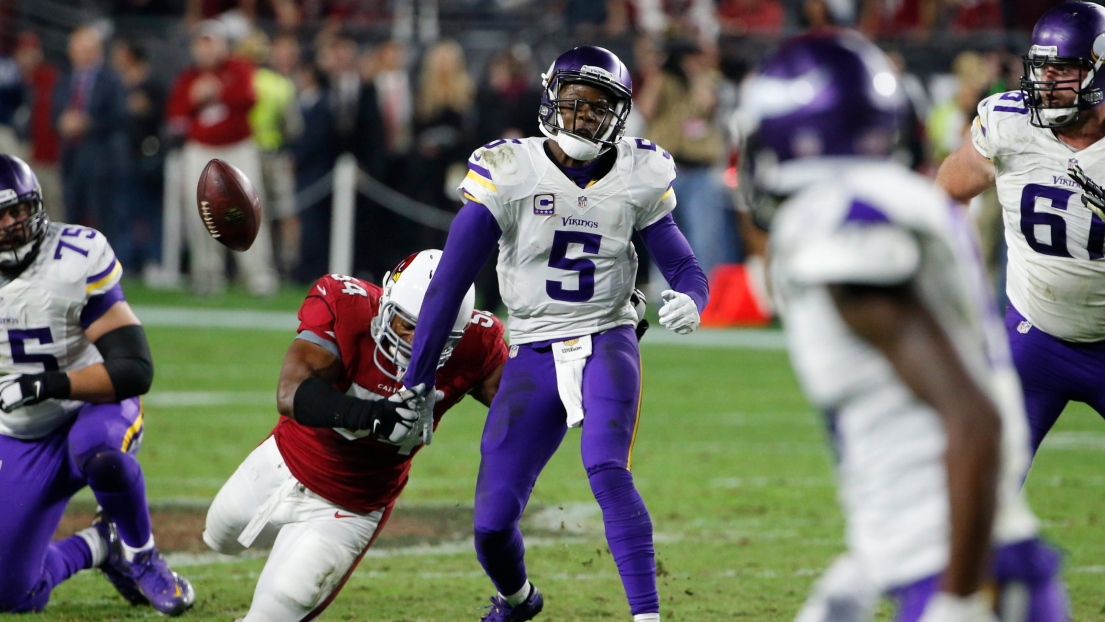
[659,290,700,335]
[1067,163,1105,221]
[0,373,50,412]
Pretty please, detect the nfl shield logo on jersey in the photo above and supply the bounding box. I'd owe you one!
[578,196,588,209]
[1018,321,1032,334]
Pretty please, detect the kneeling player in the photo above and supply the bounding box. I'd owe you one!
[738,32,1068,621]
[0,155,194,615]
[204,250,508,621]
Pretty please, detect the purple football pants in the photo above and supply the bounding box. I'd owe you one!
[1005,305,1105,457]
[891,539,1068,621]
[0,398,147,612]
[473,325,659,615]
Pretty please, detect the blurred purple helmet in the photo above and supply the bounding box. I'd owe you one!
[0,154,48,271]
[735,29,903,223]
[539,46,633,160]
[1020,1,1105,128]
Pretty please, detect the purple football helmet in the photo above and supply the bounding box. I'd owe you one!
[735,29,903,224]
[539,46,633,159]
[1020,1,1105,128]
[0,154,48,271]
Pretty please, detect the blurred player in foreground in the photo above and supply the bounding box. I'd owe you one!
[203,251,508,621]
[936,1,1105,462]
[399,46,709,621]
[0,155,194,615]
[738,31,1068,622]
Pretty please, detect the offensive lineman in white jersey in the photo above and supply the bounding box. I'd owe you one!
[738,31,1068,621]
[399,46,709,621]
[0,155,194,615]
[937,1,1105,459]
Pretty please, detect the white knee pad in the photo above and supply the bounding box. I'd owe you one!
[794,554,880,622]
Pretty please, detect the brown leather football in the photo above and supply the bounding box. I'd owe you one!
[196,159,261,252]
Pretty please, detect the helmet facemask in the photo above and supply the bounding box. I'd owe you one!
[370,300,464,382]
[540,72,631,161]
[0,196,48,272]
[1021,53,1103,128]
[368,250,474,383]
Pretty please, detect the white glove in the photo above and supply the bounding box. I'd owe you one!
[388,383,444,446]
[917,593,998,622]
[373,401,420,444]
[658,290,700,335]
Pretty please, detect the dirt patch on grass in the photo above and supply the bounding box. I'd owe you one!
[55,501,475,553]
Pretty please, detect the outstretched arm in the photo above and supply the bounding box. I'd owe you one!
[278,337,417,440]
[831,282,1000,600]
[404,201,502,389]
[936,141,995,204]
[638,213,709,334]
[638,213,709,312]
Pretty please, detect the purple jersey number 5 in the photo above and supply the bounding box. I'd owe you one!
[547,230,602,303]
[8,327,60,371]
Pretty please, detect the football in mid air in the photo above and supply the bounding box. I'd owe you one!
[196,159,261,252]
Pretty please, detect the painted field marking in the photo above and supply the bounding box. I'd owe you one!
[132,305,786,350]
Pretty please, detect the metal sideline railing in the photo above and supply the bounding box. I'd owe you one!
[157,150,457,286]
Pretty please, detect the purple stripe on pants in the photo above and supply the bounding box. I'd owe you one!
[0,397,144,611]
[1004,305,1105,457]
[890,539,1068,622]
[473,325,659,615]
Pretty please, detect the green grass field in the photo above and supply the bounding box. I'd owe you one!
[6,281,1104,621]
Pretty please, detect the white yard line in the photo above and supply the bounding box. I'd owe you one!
[132,305,786,350]
[142,391,275,407]
[1040,431,1105,451]
[132,305,300,331]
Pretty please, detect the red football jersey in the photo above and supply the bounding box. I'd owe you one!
[272,274,508,513]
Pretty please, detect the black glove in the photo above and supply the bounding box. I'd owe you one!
[292,377,418,442]
[368,398,420,443]
[0,372,70,412]
[1068,162,1105,221]
[630,288,650,342]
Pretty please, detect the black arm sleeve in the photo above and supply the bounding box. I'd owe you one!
[293,377,389,431]
[93,324,155,399]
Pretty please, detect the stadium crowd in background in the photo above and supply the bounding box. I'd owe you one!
[0,0,1071,307]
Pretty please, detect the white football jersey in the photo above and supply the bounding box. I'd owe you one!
[972,90,1105,342]
[770,161,1039,590]
[458,137,677,344]
[0,223,122,439]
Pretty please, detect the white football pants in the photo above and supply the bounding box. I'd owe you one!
[204,436,387,621]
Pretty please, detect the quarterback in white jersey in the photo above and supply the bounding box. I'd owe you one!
[459,134,676,343]
[937,1,1105,459]
[740,32,1067,622]
[0,155,193,615]
[401,46,709,621]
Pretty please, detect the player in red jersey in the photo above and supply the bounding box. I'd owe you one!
[203,250,507,621]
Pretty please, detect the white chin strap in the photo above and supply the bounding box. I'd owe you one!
[1041,105,1079,124]
[555,131,603,161]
